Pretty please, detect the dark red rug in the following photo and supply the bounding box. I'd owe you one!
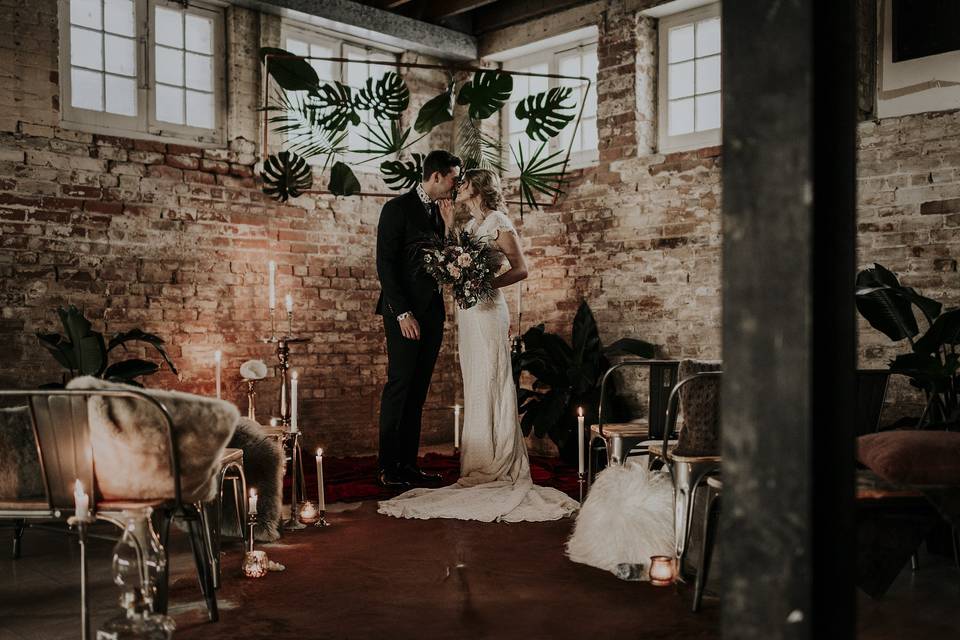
[288,452,581,504]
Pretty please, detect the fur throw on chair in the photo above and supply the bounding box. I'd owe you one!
[221,418,284,542]
[67,376,238,503]
[566,460,674,578]
[0,406,44,500]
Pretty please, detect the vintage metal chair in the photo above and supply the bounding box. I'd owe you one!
[692,475,722,612]
[648,360,722,576]
[587,360,680,490]
[206,447,247,589]
[0,389,221,623]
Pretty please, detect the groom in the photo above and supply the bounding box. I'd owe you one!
[375,149,462,488]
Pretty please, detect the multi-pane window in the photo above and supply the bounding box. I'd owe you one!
[59,0,224,143]
[282,25,399,167]
[501,38,598,171]
[657,3,722,152]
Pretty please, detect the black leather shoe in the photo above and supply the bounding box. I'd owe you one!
[399,465,443,484]
[377,469,410,489]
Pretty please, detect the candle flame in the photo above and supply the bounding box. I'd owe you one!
[214,349,222,363]
[317,448,323,457]
[578,407,583,417]
[291,370,298,380]
[74,479,84,496]
[249,488,257,498]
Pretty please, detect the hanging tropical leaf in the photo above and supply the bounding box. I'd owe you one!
[380,153,424,191]
[414,81,455,134]
[261,151,313,202]
[513,142,567,210]
[456,70,513,120]
[515,87,576,142]
[457,117,504,172]
[259,47,319,92]
[355,119,413,160]
[267,88,348,168]
[329,161,361,196]
[308,81,361,132]
[354,71,410,121]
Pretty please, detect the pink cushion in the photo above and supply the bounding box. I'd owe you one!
[857,430,960,486]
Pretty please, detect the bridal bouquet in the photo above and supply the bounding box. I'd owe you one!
[421,229,500,310]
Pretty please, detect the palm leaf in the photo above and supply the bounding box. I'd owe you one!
[267,89,348,165]
[457,117,503,172]
[355,119,412,159]
[328,161,361,196]
[456,70,513,120]
[414,81,455,134]
[108,329,178,375]
[515,87,575,142]
[380,153,424,191]
[104,359,160,383]
[512,142,568,210]
[354,71,409,121]
[259,47,319,92]
[307,81,361,133]
[261,151,313,202]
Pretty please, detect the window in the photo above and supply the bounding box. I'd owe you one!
[59,0,225,144]
[282,23,400,167]
[500,35,598,171]
[657,3,721,153]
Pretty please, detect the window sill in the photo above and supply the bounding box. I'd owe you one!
[59,119,228,150]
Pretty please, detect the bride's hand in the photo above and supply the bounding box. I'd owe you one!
[438,198,455,231]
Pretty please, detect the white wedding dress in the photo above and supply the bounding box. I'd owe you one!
[378,211,579,522]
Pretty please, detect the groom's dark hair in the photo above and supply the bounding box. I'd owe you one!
[422,150,462,182]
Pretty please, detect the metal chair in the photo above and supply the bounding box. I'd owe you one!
[0,389,221,626]
[648,362,722,576]
[206,447,247,589]
[693,476,722,612]
[855,369,891,435]
[587,360,679,490]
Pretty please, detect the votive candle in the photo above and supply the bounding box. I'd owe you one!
[316,448,325,511]
[214,350,222,399]
[649,555,676,586]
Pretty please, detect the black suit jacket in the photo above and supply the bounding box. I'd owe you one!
[375,189,445,317]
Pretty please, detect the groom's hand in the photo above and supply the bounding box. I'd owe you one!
[399,315,421,340]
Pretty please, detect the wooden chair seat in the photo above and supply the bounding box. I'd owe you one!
[590,421,650,437]
[219,447,243,465]
[97,499,168,511]
[0,499,52,512]
[648,442,720,463]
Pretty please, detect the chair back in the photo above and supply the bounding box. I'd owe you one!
[855,369,890,435]
[0,389,183,512]
[647,361,681,441]
[665,360,722,456]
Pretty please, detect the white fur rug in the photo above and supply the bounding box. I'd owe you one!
[566,459,674,578]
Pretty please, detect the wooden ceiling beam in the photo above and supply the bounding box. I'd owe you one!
[420,0,498,20]
[473,0,598,34]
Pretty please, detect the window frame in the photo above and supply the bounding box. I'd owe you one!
[58,0,226,146]
[499,35,599,174]
[656,2,722,154]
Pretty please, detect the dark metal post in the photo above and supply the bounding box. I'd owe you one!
[721,1,857,638]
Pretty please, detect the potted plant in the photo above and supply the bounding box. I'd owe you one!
[855,263,960,429]
[36,305,177,387]
[512,301,656,464]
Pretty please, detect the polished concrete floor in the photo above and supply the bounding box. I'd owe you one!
[0,503,956,639]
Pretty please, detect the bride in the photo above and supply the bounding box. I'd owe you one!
[378,169,579,522]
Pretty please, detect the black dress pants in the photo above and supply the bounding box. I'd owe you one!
[378,294,445,471]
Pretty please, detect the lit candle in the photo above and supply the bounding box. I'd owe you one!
[214,349,222,399]
[454,404,461,449]
[248,488,258,516]
[290,370,299,432]
[268,260,276,310]
[285,294,293,313]
[73,479,89,520]
[577,407,585,475]
[316,448,325,511]
[649,555,676,586]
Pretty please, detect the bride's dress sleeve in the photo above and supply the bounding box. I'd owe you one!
[488,211,517,239]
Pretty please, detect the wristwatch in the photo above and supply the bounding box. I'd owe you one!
[396,311,412,322]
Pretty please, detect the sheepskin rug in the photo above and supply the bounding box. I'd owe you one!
[566,459,674,578]
[219,417,284,542]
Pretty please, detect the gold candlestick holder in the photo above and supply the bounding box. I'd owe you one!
[245,379,258,421]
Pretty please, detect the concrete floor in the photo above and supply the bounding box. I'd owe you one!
[0,503,956,639]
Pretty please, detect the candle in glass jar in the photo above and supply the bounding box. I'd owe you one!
[214,349,222,399]
[290,371,299,432]
[74,479,89,520]
[454,404,461,449]
[248,488,258,516]
[577,407,585,475]
[268,260,276,310]
[649,555,675,586]
[316,448,325,511]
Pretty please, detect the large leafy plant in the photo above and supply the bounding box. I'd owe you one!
[259,48,583,209]
[37,306,177,387]
[513,301,656,464]
[855,263,960,429]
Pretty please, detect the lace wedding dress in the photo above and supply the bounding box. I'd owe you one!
[378,211,579,522]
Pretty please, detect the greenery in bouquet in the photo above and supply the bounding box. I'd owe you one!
[422,229,501,309]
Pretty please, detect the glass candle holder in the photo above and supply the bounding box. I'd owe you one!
[242,550,269,579]
[648,555,676,586]
[298,500,320,525]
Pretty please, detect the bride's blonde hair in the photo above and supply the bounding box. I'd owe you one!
[462,168,507,213]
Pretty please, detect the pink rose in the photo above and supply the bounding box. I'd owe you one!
[456,253,473,267]
[447,264,462,279]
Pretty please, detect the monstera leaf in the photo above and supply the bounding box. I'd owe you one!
[267,88,348,166]
[515,87,576,142]
[456,70,513,120]
[259,47,319,92]
[457,117,503,172]
[414,81,455,133]
[309,81,361,132]
[380,153,424,191]
[261,151,313,202]
[354,71,409,121]
[328,161,361,196]
[513,142,567,210]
